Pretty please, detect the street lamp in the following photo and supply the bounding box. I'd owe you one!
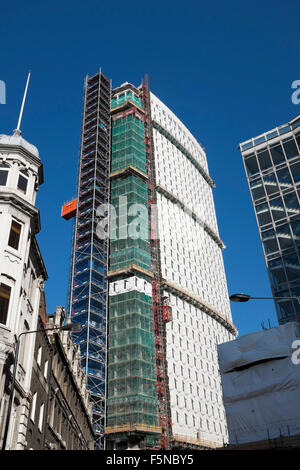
[2,322,82,450]
[229,293,300,307]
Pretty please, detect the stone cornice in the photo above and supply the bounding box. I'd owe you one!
[0,145,44,185]
[0,189,41,234]
[31,236,48,281]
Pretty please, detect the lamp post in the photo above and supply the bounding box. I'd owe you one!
[2,322,82,450]
[229,293,300,307]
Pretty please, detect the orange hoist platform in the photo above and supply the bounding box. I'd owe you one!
[61,199,77,220]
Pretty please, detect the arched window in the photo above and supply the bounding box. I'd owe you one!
[17,169,29,194]
[0,163,10,186]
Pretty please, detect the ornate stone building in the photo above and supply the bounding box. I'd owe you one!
[26,301,94,450]
[0,131,47,450]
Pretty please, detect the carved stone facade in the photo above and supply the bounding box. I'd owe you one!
[26,302,94,450]
[0,131,47,450]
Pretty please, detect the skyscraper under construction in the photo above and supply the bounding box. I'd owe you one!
[62,69,237,450]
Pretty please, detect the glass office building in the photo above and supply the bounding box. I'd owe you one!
[239,115,300,324]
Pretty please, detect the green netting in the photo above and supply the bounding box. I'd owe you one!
[111,115,146,173]
[111,92,143,110]
[110,237,149,253]
[108,359,155,380]
[107,411,157,428]
[144,434,160,447]
[109,343,155,364]
[109,326,155,348]
[111,174,148,197]
[110,248,150,271]
[110,176,150,270]
[110,311,153,331]
[107,108,158,432]
[107,292,158,428]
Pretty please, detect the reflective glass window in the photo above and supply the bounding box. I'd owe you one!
[283,138,298,160]
[276,223,293,250]
[283,252,300,282]
[290,162,300,183]
[276,167,293,191]
[254,137,265,145]
[244,154,259,176]
[277,300,295,320]
[256,202,272,226]
[279,126,290,135]
[270,144,285,165]
[250,178,265,200]
[269,196,285,221]
[266,131,278,140]
[0,284,11,325]
[291,286,300,299]
[257,149,272,171]
[295,133,300,152]
[17,169,28,194]
[8,220,21,250]
[263,173,278,195]
[284,192,300,217]
[262,229,278,254]
[269,258,288,290]
[0,163,9,186]
[291,219,300,241]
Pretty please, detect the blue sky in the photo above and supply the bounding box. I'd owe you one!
[1,0,300,336]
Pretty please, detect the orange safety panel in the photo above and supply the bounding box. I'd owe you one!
[61,199,77,220]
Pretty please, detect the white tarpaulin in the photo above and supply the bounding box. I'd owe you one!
[217,322,300,444]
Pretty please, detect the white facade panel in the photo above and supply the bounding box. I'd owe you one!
[150,93,235,445]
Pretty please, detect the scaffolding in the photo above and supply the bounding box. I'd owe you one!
[107,292,158,429]
[68,70,112,449]
[66,73,173,449]
[141,76,173,449]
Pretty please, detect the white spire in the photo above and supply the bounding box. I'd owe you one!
[14,70,31,136]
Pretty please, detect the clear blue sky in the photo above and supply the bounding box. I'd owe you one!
[1,0,300,336]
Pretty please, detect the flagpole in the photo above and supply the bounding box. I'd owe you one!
[15,70,31,134]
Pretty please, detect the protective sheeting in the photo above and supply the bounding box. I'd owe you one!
[218,321,300,374]
[217,322,300,444]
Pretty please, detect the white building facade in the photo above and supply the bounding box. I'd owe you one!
[0,131,47,449]
[150,93,237,446]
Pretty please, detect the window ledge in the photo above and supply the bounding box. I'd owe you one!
[0,323,11,333]
[4,248,22,261]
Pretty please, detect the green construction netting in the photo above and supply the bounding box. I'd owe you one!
[107,291,158,429]
[110,175,150,271]
[111,115,146,173]
[110,248,150,271]
[107,110,158,432]
[111,92,143,111]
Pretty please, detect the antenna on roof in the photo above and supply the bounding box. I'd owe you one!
[14,70,31,136]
